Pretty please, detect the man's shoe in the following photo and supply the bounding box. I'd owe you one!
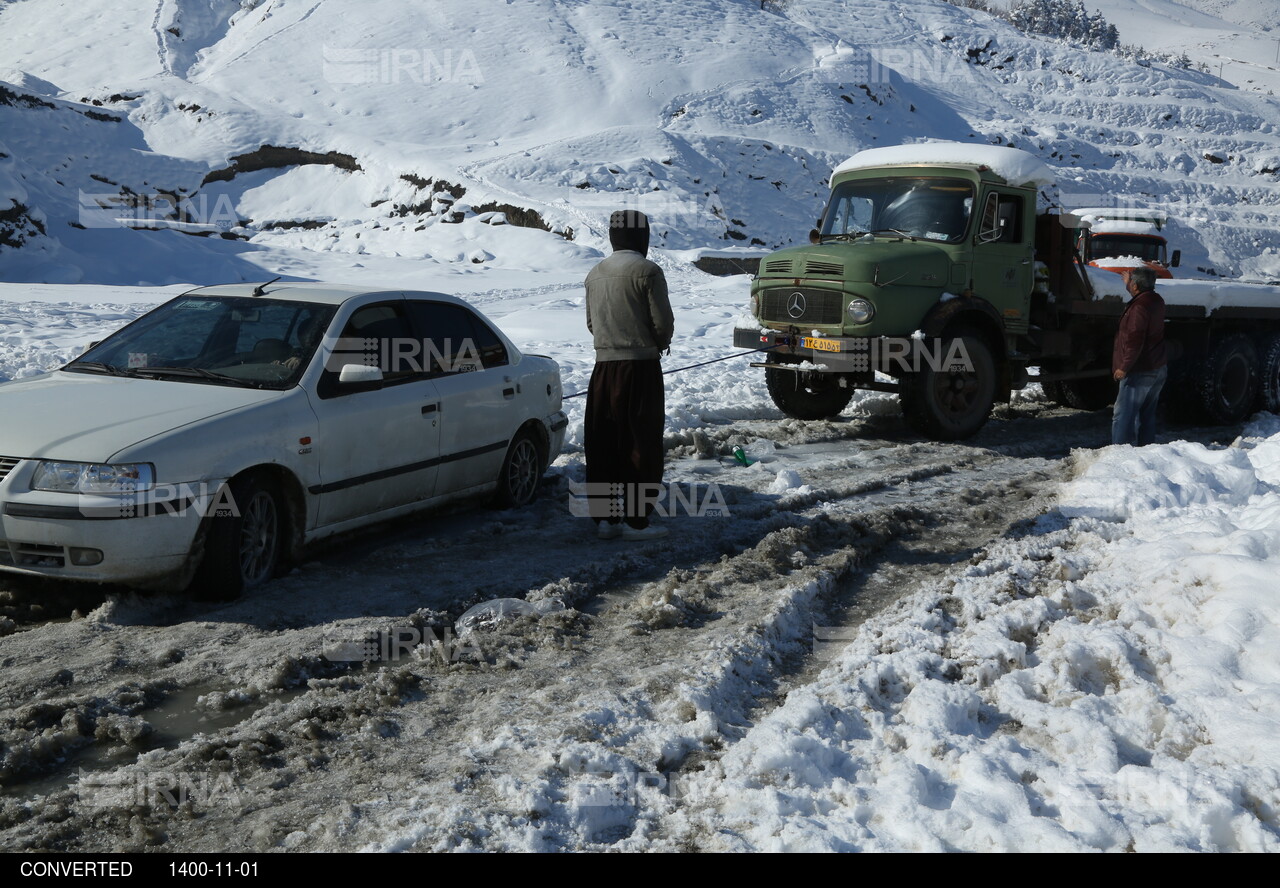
[621,524,669,541]
[597,522,624,540]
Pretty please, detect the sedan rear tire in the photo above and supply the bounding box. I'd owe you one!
[495,428,543,508]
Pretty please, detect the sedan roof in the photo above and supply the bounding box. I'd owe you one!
[186,282,472,307]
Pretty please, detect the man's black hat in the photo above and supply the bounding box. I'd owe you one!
[609,209,650,257]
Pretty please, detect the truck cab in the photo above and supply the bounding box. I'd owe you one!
[1073,209,1180,279]
[736,142,1280,440]
[734,143,1052,439]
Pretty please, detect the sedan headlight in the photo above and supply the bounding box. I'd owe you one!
[31,462,155,494]
[847,298,876,324]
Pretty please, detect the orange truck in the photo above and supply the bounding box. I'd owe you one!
[1073,208,1180,279]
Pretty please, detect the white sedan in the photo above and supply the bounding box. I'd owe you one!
[0,283,567,596]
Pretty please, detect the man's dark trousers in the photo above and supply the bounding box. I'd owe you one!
[585,359,664,529]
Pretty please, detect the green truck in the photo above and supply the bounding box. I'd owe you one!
[733,142,1280,439]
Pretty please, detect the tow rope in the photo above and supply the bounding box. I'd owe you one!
[561,344,779,400]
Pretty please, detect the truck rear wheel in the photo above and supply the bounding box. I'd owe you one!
[900,327,996,440]
[1198,333,1259,425]
[1260,335,1280,414]
[765,354,854,420]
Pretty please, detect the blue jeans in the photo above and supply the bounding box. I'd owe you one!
[1112,365,1167,446]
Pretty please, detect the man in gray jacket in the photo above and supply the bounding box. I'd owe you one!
[584,210,675,540]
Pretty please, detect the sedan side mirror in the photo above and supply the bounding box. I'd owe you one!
[338,364,384,389]
[339,364,383,383]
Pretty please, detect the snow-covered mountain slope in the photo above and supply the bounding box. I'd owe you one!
[1176,0,1278,30]
[1085,0,1280,96]
[1,0,1279,283]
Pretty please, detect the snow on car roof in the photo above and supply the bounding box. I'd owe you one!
[185,282,467,307]
[830,141,1056,188]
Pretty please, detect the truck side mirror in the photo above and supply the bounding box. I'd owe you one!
[1170,250,1181,268]
[809,229,821,244]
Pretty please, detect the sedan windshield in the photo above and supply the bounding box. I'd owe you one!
[65,296,337,389]
[821,177,975,243]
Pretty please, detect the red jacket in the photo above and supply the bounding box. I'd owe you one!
[1113,290,1167,374]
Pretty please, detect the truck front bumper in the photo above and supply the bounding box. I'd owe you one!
[734,327,871,372]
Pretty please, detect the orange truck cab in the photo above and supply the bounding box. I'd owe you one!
[1073,208,1180,279]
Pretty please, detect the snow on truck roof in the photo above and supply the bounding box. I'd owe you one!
[1074,207,1169,225]
[1088,220,1163,236]
[831,142,1055,188]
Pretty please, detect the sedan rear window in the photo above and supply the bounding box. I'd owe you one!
[407,301,509,373]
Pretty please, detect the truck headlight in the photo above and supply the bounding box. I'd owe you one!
[31,462,155,494]
[847,299,875,324]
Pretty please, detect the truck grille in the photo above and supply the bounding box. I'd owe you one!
[761,288,844,325]
[805,260,844,276]
[762,259,793,275]
[0,457,22,482]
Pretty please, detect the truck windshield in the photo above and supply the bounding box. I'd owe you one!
[1090,234,1165,263]
[822,177,974,243]
[64,296,337,390]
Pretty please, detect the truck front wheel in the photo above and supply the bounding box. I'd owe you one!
[900,327,997,440]
[1199,333,1259,425]
[765,354,854,420]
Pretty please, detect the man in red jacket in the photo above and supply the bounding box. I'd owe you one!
[1112,266,1168,446]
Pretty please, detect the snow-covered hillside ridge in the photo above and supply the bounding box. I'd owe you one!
[1,0,1279,284]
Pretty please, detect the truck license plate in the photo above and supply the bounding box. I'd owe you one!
[802,336,841,353]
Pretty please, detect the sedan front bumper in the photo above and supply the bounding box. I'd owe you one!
[0,466,219,588]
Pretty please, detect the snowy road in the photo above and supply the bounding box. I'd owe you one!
[0,386,1256,851]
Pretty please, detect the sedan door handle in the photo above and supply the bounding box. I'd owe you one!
[502,387,516,399]
[422,403,439,414]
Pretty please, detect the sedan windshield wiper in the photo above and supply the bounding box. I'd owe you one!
[133,366,266,389]
[64,361,134,377]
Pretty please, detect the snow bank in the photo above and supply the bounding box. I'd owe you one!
[676,426,1280,851]
[1061,439,1261,520]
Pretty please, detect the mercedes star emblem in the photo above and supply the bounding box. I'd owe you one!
[786,292,807,318]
